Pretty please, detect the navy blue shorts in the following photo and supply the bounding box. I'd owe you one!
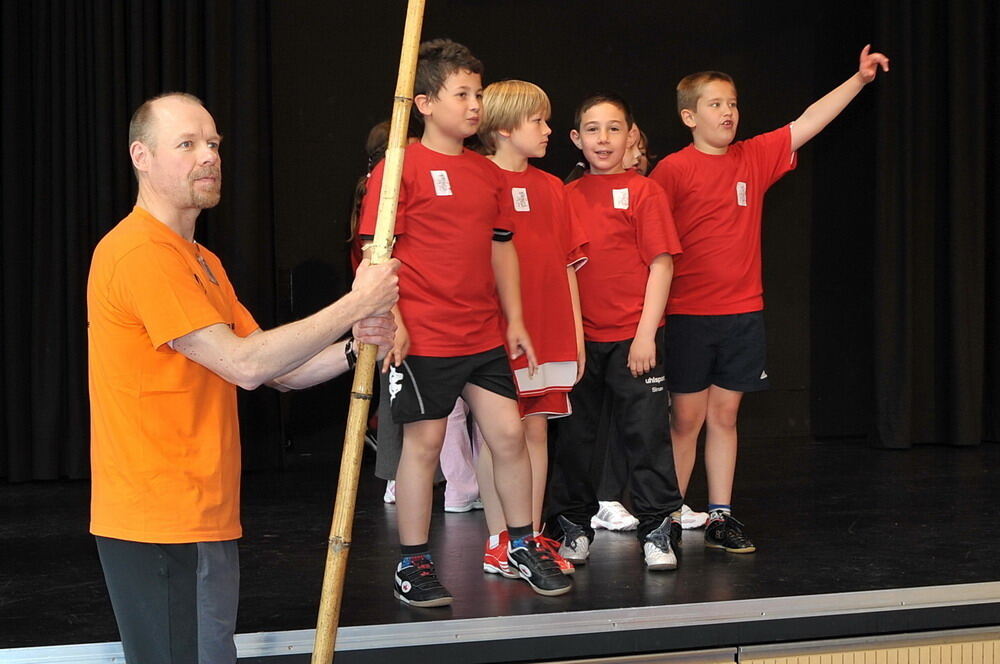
[664,311,769,393]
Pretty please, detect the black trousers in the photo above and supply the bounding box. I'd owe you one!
[546,331,682,542]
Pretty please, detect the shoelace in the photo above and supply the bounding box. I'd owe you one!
[536,535,562,557]
[406,555,436,578]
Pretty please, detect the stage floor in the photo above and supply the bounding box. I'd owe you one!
[2,437,999,662]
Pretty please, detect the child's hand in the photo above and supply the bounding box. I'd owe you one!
[381,317,409,373]
[355,314,397,363]
[858,44,890,84]
[575,344,586,384]
[507,321,538,377]
[627,336,656,378]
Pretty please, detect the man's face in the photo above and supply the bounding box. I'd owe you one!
[684,80,739,151]
[422,69,483,140]
[137,97,222,210]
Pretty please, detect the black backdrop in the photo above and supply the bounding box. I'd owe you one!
[1,0,996,482]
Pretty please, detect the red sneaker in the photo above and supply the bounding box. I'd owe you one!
[483,532,518,578]
[536,534,575,575]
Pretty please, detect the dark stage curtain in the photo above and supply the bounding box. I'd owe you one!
[0,1,280,481]
[873,2,1000,447]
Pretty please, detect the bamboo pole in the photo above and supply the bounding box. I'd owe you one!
[311,2,425,662]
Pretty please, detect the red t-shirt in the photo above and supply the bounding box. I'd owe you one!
[565,170,682,343]
[498,164,588,395]
[359,142,513,356]
[649,125,797,315]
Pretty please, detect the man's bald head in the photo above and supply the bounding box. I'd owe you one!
[129,92,205,150]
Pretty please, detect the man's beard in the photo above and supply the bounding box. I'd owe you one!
[190,168,222,209]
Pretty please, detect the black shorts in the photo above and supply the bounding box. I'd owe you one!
[387,346,517,423]
[664,311,769,393]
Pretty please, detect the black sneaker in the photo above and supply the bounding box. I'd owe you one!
[508,536,573,596]
[705,513,756,553]
[394,556,454,607]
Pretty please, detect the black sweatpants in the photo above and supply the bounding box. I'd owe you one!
[546,331,682,542]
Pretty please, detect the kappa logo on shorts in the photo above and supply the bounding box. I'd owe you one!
[760,370,768,380]
[388,365,404,402]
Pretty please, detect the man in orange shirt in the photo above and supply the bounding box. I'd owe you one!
[87,92,399,663]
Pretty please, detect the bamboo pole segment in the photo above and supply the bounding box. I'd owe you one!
[311,2,425,662]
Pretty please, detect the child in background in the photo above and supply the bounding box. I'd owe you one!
[546,93,684,571]
[475,79,587,578]
[359,40,571,605]
[649,46,889,553]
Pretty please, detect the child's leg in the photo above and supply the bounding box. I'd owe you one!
[462,384,531,527]
[440,398,480,509]
[396,418,448,545]
[475,443,506,536]
[704,385,743,506]
[609,335,683,543]
[522,414,549,531]
[669,390,709,496]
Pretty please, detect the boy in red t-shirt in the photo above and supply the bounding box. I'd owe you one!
[475,79,588,577]
[359,40,571,606]
[546,93,684,571]
[649,46,889,553]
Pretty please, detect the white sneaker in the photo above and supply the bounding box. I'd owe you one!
[680,504,709,529]
[443,497,483,513]
[383,480,396,504]
[643,539,678,570]
[559,534,590,564]
[590,500,639,531]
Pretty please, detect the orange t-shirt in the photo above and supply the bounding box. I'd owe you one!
[87,206,259,543]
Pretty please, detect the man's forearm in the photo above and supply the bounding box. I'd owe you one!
[270,341,352,391]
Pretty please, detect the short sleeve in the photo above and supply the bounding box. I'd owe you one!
[648,157,681,207]
[635,182,683,265]
[492,165,515,234]
[557,185,589,269]
[359,158,409,238]
[743,125,798,188]
[118,243,229,349]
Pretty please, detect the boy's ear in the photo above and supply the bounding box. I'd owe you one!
[680,108,697,130]
[498,127,513,139]
[413,93,433,117]
[569,129,583,150]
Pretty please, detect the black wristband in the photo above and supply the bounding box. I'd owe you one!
[344,337,357,369]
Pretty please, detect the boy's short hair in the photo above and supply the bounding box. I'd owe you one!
[573,93,634,130]
[676,71,736,117]
[415,39,483,100]
[478,80,551,154]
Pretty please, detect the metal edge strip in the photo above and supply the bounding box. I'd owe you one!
[2,581,999,662]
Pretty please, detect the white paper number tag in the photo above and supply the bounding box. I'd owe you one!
[736,181,747,207]
[511,187,530,212]
[612,188,630,210]
[430,170,453,196]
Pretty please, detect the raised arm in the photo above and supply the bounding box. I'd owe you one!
[492,239,537,372]
[170,259,399,390]
[790,45,890,152]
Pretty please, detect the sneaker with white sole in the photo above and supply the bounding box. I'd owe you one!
[444,496,483,513]
[508,536,573,596]
[483,532,518,579]
[643,521,678,570]
[590,500,639,531]
[556,515,590,565]
[394,556,453,607]
[680,504,709,529]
